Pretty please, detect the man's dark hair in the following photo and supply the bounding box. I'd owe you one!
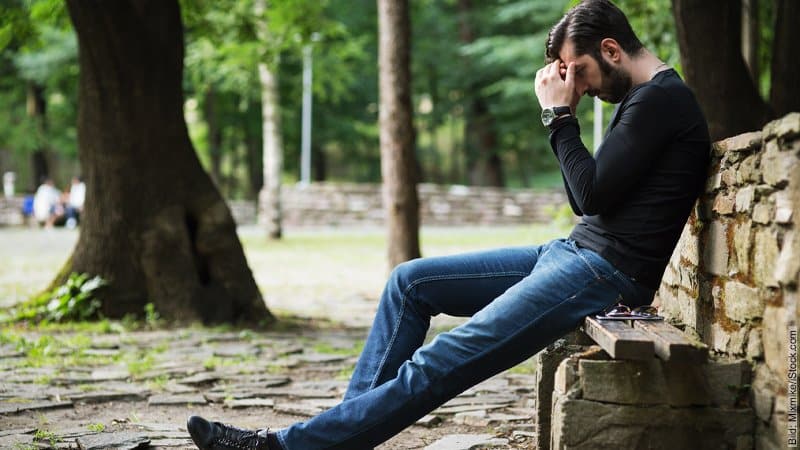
[545,0,643,64]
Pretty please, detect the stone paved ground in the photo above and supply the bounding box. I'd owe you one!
[0,319,539,449]
[1,226,562,449]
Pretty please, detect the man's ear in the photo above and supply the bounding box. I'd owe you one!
[600,38,622,62]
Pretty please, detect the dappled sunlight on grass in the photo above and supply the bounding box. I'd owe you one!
[1,223,571,325]
[0,228,78,308]
[238,223,570,325]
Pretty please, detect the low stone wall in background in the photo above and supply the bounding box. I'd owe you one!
[273,182,567,227]
[655,113,799,450]
[1,183,568,228]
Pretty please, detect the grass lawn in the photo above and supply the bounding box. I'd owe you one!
[1,223,571,325]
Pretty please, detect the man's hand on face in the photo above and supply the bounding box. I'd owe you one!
[534,59,580,114]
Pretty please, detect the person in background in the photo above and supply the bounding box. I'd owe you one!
[33,177,63,228]
[65,176,85,229]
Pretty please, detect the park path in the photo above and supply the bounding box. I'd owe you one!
[0,320,539,449]
[1,226,552,448]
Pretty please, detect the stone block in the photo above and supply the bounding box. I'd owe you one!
[655,287,680,320]
[762,112,800,140]
[733,221,752,276]
[713,192,736,214]
[550,396,754,450]
[702,221,730,276]
[678,263,699,296]
[578,359,712,407]
[753,229,780,287]
[734,186,755,213]
[753,202,774,224]
[578,359,667,406]
[762,305,790,376]
[553,358,579,396]
[679,227,701,266]
[677,289,700,330]
[533,334,589,450]
[736,154,760,185]
[746,328,763,360]
[775,230,800,286]
[726,325,750,355]
[762,140,793,186]
[720,169,738,188]
[661,263,679,286]
[702,359,751,407]
[773,191,794,224]
[724,281,763,322]
[710,322,732,353]
[752,364,779,422]
[714,130,763,155]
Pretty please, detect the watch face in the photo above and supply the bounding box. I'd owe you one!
[541,108,555,126]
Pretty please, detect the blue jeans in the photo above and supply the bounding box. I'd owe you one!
[276,238,653,450]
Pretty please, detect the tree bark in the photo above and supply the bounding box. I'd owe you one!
[258,60,283,239]
[244,105,263,198]
[769,0,800,116]
[457,0,503,187]
[741,0,759,84]
[672,0,771,140]
[203,86,223,185]
[255,0,283,240]
[65,0,272,324]
[26,83,49,187]
[378,0,421,269]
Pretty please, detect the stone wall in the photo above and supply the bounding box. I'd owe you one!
[656,113,799,449]
[273,182,567,227]
[537,114,799,450]
[1,183,567,228]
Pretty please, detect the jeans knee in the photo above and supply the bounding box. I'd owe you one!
[389,259,422,292]
[385,258,432,311]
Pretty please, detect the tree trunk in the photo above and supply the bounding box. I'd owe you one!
[672,0,771,140]
[769,0,800,116]
[26,83,49,187]
[378,0,421,269]
[258,61,283,239]
[457,0,503,187]
[65,0,272,324]
[312,143,326,181]
[255,0,283,240]
[203,86,223,185]
[244,106,263,199]
[741,0,759,84]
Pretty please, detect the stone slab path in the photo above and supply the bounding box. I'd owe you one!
[0,322,539,449]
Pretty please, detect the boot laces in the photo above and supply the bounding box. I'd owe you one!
[214,422,267,450]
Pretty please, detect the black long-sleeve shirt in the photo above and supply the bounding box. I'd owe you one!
[549,69,710,290]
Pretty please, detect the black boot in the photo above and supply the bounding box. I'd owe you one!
[187,416,271,450]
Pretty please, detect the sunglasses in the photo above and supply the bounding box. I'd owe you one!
[595,303,663,321]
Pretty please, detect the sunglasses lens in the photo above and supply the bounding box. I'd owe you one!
[635,306,657,315]
[605,305,631,316]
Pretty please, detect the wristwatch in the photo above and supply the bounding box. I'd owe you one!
[541,106,572,127]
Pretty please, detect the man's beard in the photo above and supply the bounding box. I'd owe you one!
[588,56,632,104]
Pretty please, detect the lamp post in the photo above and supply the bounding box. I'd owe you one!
[300,42,314,186]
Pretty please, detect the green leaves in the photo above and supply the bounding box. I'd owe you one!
[7,272,107,323]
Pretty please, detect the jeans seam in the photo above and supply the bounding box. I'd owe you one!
[277,429,289,450]
[367,270,529,391]
[574,247,602,279]
[333,273,611,448]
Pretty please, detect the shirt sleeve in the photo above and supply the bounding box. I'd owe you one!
[548,85,675,216]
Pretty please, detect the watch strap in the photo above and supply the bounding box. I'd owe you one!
[552,106,571,116]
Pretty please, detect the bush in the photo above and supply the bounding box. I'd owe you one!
[7,272,107,323]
